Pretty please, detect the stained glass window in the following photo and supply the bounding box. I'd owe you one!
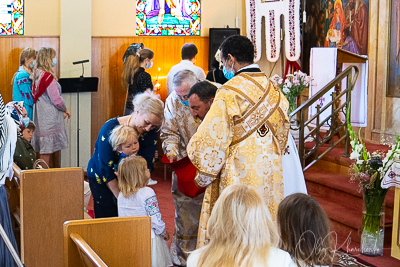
[0,0,24,35]
[136,0,200,36]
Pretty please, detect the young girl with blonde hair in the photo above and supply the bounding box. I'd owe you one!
[187,184,294,267]
[31,47,71,167]
[118,155,172,267]
[277,193,335,267]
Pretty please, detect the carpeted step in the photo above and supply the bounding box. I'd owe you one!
[304,138,390,168]
[305,165,395,221]
[311,192,362,243]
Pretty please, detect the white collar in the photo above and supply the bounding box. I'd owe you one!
[238,63,260,72]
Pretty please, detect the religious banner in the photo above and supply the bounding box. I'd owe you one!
[245,0,301,62]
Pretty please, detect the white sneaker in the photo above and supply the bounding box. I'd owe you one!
[148,178,158,185]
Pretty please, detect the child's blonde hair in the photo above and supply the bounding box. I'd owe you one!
[109,125,139,151]
[118,155,148,198]
[197,184,279,267]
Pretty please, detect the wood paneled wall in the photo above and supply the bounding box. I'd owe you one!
[91,36,209,148]
[0,37,60,103]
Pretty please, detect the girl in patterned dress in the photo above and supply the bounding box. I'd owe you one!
[117,155,172,267]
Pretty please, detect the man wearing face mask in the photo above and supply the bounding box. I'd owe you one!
[187,35,290,248]
[160,70,204,266]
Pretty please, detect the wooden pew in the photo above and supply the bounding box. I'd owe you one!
[64,217,151,267]
[5,164,22,235]
[18,167,84,266]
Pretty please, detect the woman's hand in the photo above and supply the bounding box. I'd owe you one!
[63,108,71,119]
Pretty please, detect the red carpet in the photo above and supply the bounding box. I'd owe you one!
[150,165,175,247]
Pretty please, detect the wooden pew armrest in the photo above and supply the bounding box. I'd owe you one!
[70,233,108,267]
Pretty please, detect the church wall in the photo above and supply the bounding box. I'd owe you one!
[24,0,61,36]
[91,0,245,37]
[365,0,400,143]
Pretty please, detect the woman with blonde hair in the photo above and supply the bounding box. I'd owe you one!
[12,47,37,120]
[87,92,164,218]
[121,43,155,115]
[31,47,71,167]
[187,184,294,267]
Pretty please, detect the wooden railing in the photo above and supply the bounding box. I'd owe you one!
[290,65,359,171]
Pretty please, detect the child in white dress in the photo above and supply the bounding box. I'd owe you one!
[117,155,172,267]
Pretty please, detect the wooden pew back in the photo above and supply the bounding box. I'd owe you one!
[20,168,84,267]
[64,217,151,267]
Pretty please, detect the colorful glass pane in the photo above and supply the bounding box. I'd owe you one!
[0,0,24,35]
[136,0,200,36]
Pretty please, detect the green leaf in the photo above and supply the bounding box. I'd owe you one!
[354,164,360,173]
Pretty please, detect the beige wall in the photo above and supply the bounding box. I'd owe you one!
[25,0,60,35]
[59,0,92,168]
[91,0,245,36]
[23,0,246,38]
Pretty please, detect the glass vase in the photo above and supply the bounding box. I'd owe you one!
[360,187,387,257]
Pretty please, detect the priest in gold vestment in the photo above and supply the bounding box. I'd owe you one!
[160,70,204,266]
[187,35,290,248]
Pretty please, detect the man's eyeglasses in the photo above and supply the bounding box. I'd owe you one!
[177,94,189,101]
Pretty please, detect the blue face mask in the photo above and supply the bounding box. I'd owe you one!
[23,117,29,128]
[145,61,153,69]
[180,98,189,106]
[52,58,57,67]
[223,65,235,80]
[30,60,36,68]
